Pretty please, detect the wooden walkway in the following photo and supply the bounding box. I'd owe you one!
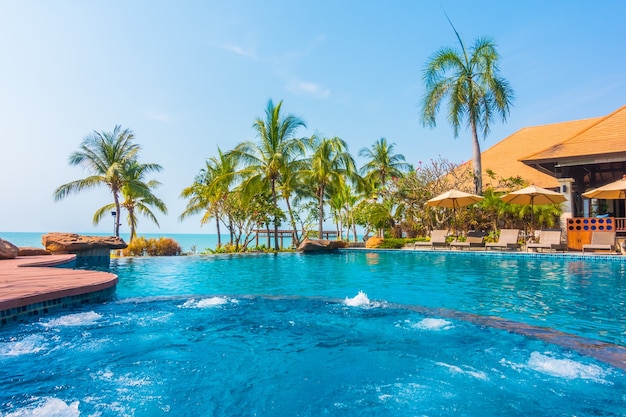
[0,255,118,312]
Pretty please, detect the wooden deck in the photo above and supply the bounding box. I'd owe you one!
[0,254,118,313]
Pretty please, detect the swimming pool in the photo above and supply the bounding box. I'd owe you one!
[1,251,625,416]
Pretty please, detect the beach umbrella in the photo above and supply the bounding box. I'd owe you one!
[582,175,626,200]
[426,189,484,209]
[500,185,566,229]
[426,189,484,233]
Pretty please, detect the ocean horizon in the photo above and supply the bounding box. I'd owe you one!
[0,232,295,253]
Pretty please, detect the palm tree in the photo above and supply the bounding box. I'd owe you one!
[421,23,514,194]
[277,159,309,246]
[54,125,140,237]
[230,99,306,250]
[359,137,411,191]
[180,148,237,247]
[301,136,356,239]
[328,182,360,241]
[116,160,166,242]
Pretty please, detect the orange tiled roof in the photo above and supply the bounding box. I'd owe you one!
[458,116,601,189]
[522,105,626,163]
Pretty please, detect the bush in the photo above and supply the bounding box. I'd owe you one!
[123,237,149,256]
[122,237,182,256]
[377,238,408,249]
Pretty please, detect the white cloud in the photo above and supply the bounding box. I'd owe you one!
[219,42,257,60]
[286,79,330,99]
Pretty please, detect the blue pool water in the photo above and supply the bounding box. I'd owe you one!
[1,251,626,416]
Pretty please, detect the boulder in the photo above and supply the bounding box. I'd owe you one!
[18,247,51,256]
[42,232,127,253]
[297,238,346,253]
[365,236,384,248]
[0,238,19,259]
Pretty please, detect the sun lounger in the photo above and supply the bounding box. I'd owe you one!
[526,230,566,252]
[582,231,616,253]
[485,229,521,251]
[414,230,449,249]
[450,231,486,250]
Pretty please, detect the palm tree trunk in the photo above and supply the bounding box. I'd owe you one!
[471,120,483,195]
[113,192,121,237]
[284,197,300,245]
[318,186,325,239]
[336,215,342,240]
[129,208,136,242]
[228,216,234,245]
[271,179,279,250]
[215,217,221,247]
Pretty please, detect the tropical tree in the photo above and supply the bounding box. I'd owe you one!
[420,22,514,194]
[328,182,360,241]
[230,99,307,250]
[179,148,237,247]
[53,125,141,237]
[114,160,167,242]
[276,157,309,245]
[393,157,471,235]
[358,138,411,192]
[301,136,356,238]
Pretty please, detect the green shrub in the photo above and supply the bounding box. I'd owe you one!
[378,238,408,249]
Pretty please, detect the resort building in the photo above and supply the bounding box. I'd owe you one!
[463,104,626,233]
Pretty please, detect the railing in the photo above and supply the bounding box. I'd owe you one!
[616,217,626,233]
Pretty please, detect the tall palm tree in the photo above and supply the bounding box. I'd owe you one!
[231,99,306,250]
[277,159,308,245]
[359,137,411,191]
[54,125,140,236]
[421,23,514,194]
[301,136,356,238]
[180,148,237,247]
[115,160,166,242]
[328,182,360,241]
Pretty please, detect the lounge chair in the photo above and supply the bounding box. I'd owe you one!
[485,229,521,251]
[526,230,566,252]
[414,230,449,250]
[450,231,486,250]
[582,231,616,253]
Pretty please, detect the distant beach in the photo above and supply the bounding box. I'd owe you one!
[0,232,270,253]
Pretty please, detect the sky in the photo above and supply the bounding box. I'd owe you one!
[1,0,625,235]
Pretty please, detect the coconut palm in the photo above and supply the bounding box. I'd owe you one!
[328,182,360,241]
[421,23,514,194]
[277,159,309,245]
[53,125,141,237]
[231,99,306,250]
[359,137,411,191]
[180,148,237,247]
[115,160,166,242]
[301,136,356,238]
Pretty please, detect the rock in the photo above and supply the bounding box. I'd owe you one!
[0,238,19,259]
[42,232,127,253]
[365,236,384,248]
[18,247,51,256]
[297,238,346,253]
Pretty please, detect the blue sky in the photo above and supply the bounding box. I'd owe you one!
[1,1,625,234]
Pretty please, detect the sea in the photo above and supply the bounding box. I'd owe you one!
[0,232,272,253]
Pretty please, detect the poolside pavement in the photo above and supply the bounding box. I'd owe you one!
[0,254,117,313]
